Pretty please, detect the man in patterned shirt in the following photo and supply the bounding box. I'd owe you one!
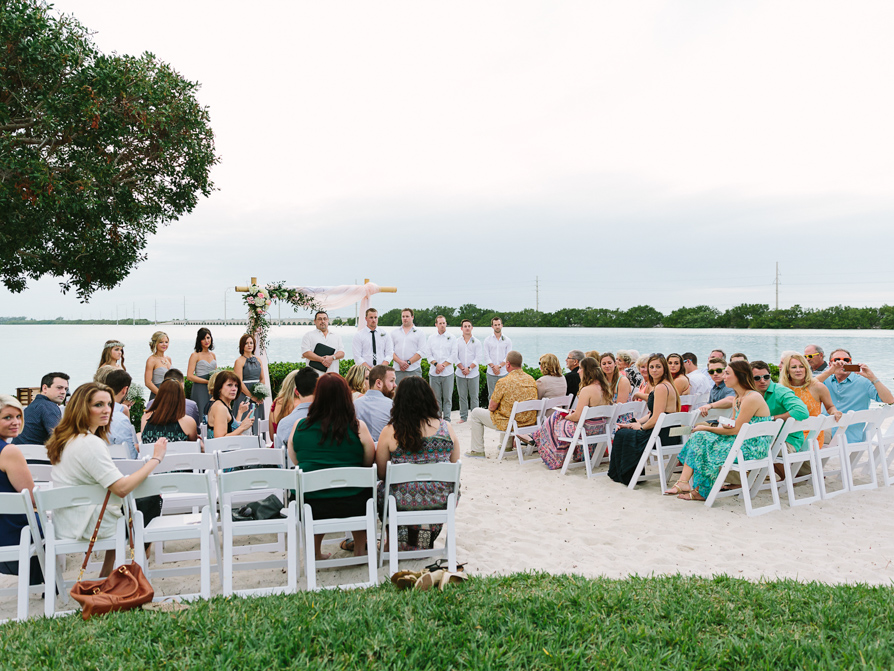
[466,351,537,458]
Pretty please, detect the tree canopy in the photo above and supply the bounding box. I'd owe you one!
[0,0,218,300]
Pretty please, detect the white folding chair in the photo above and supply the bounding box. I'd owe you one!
[627,411,692,491]
[139,440,202,459]
[680,393,709,410]
[17,444,49,462]
[299,466,378,591]
[872,405,894,487]
[216,448,288,556]
[129,471,220,601]
[35,484,129,617]
[836,409,885,492]
[0,491,43,622]
[704,419,784,517]
[28,463,54,487]
[497,399,546,463]
[205,435,261,452]
[257,419,271,446]
[767,416,824,507]
[219,468,298,597]
[542,394,573,417]
[810,415,849,499]
[378,461,461,576]
[558,404,616,477]
[108,443,132,459]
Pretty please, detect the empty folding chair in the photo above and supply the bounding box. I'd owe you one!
[813,415,849,500]
[128,471,220,601]
[497,399,546,463]
[299,466,378,591]
[558,405,616,477]
[219,468,298,597]
[0,491,43,622]
[627,411,692,491]
[378,461,461,575]
[836,409,886,491]
[704,419,784,517]
[205,435,261,453]
[35,484,129,617]
[16,444,49,463]
[873,405,894,487]
[768,416,825,506]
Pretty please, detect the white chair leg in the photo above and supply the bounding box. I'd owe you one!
[365,500,377,587]
[304,507,316,592]
[200,507,211,600]
[388,497,399,577]
[44,537,57,618]
[287,509,298,593]
[221,504,233,596]
[446,494,457,572]
[16,528,29,621]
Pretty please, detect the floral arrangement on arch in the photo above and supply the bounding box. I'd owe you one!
[244,281,321,352]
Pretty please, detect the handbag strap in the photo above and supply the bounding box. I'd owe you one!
[78,491,112,580]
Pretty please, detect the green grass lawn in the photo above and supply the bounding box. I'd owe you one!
[1,573,893,670]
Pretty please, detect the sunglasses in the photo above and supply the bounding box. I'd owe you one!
[753,374,772,381]
[832,357,851,363]
[804,353,822,359]
[708,368,724,375]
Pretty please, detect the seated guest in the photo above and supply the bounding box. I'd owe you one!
[532,357,612,470]
[94,365,117,384]
[142,379,198,443]
[467,351,538,458]
[666,361,772,500]
[750,360,809,453]
[815,349,893,442]
[375,376,460,552]
[48,383,167,576]
[779,353,841,447]
[105,370,139,459]
[288,374,375,559]
[344,364,369,400]
[608,354,681,484]
[584,350,600,361]
[273,369,317,449]
[708,349,726,365]
[600,353,631,405]
[666,354,691,406]
[536,354,567,400]
[564,350,584,401]
[617,350,643,391]
[682,353,712,397]
[730,353,748,363]
[207,371,254,439]
[145,369,200,426]
[13,372,69,445]
[632,355,652,401]
[354,365,396,442]
[698,358,737,414]
[270,369,300,436]
[0,395,42,585]
[779,350,798,369]
[804,344,827,373]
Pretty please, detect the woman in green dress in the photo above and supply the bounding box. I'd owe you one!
[665,360,773,501]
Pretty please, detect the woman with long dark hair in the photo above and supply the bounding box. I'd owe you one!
[667,353,691,409]
[608,354,681,484]
[288,374,375,560]
[141,380,198,443]
[375,377,460,552]
[234,333,266,432]
[187,328,217,422]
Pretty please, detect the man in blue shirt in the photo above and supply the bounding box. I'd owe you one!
[105,369,139,459]
[354,365,396,442]
[700,358,736,410]
[13,372,69,445]
[276,367,318,450]
[816,348,893,442]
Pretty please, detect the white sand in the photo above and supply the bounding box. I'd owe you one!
[3,414,893,620]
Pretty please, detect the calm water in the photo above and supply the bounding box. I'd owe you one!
[1,324,893,395]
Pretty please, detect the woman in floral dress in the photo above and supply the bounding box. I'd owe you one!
[376,376,460,552]
[665,360,773,501]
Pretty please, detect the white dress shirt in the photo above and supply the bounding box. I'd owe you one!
[454,335,482,379]
[686,368,713,397]
[427,332,457,377]
[483,334,513,376]
[300,329,344,373]
[390,326,427,372]
[351,327,393,367]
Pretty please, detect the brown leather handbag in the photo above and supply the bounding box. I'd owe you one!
[69,491,154,620]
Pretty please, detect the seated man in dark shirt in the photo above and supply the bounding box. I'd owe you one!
[13,372,69,445]
[564,350,584,400]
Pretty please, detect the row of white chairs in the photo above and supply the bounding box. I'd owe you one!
[2,452,461,621]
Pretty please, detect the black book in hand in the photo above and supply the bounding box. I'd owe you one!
[310,343,336,372]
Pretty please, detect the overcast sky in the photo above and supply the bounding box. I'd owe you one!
[3,0,894,320]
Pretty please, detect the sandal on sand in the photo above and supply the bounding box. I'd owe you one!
[339,538,354,552]
[414,570,445,591]
[664,480,692,496]
[678,490,705,501]
[438,572,468,591]
[142,599,189,613]
[391,570,424,590]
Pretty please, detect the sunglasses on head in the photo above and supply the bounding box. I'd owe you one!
[804,353,821,359]
[832,357,851,363]
[708,368,724,375]
[753,374,772,381]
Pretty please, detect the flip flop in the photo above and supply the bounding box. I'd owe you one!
[438,572,468,591]
[391,570,424,590]
[414,570,444,591]
[678,491,705,501]
[339,539,354,552]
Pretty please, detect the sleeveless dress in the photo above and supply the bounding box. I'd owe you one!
[791,385,824,446]
[375,420,459,551]
[0,440,43,585]
[676,374,691,412]
[532,396,609,471]
[148,366,169,401]
[608,390,682,484]
[143,420,189,444]
[191,359,217,423]
[677,409,774,495]
[613,377,635,425]
[206,402,238,439]
[236,356,266,434]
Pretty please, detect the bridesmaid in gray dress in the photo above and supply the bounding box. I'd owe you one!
[145,331,172,401]
[234,333,267,434]
[187,328,217,422]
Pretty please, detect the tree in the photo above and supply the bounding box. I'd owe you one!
[0,0,218,300]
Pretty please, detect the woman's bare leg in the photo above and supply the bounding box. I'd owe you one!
[314,533,330,560]
[99,550,116,577]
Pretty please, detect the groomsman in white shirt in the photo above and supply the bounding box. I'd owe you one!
[454,319,482,423]
[390,308,427,384]
[427,315,457,418]
[483,316,512,400]
[351,308,393,370]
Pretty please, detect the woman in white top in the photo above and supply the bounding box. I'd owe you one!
[47,382,167,577]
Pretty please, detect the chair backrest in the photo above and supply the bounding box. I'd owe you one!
[0,490,30,517]
[680,393,709,409]
[298,466,377,509]
[728,419,784,457]
[28,463,53,483]
[140,440,202,458]
[108,443,132,459]
[578,404,616,423]
[216,448,286,472]
[836,408,885,445]
[205,435,261,452]
[34,483,110,531]
[383,461,461,491]
[17,444,49,462]
[614,400,646,418]
[542,395,572,413]
[648,411,694,443]
[770,416,829,457]
[508,399,545,427]
[219,468,298,497]
[153,452,217,474]
[131,471,214,500]
[115,459,147,476]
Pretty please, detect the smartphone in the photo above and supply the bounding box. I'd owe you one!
[248,401,257,412]
[843,364,861,372]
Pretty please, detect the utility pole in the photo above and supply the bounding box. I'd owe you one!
[535,276,540,312]
[775,262,780,310]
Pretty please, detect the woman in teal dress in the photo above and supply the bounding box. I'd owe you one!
[665,360,772,501]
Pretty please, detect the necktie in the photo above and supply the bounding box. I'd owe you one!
[371,330,377,365]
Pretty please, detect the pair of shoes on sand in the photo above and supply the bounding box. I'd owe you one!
[391,568,468,591]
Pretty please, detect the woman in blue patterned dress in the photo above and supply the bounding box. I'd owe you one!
[665,360,773,501]
[376,376,460,552]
